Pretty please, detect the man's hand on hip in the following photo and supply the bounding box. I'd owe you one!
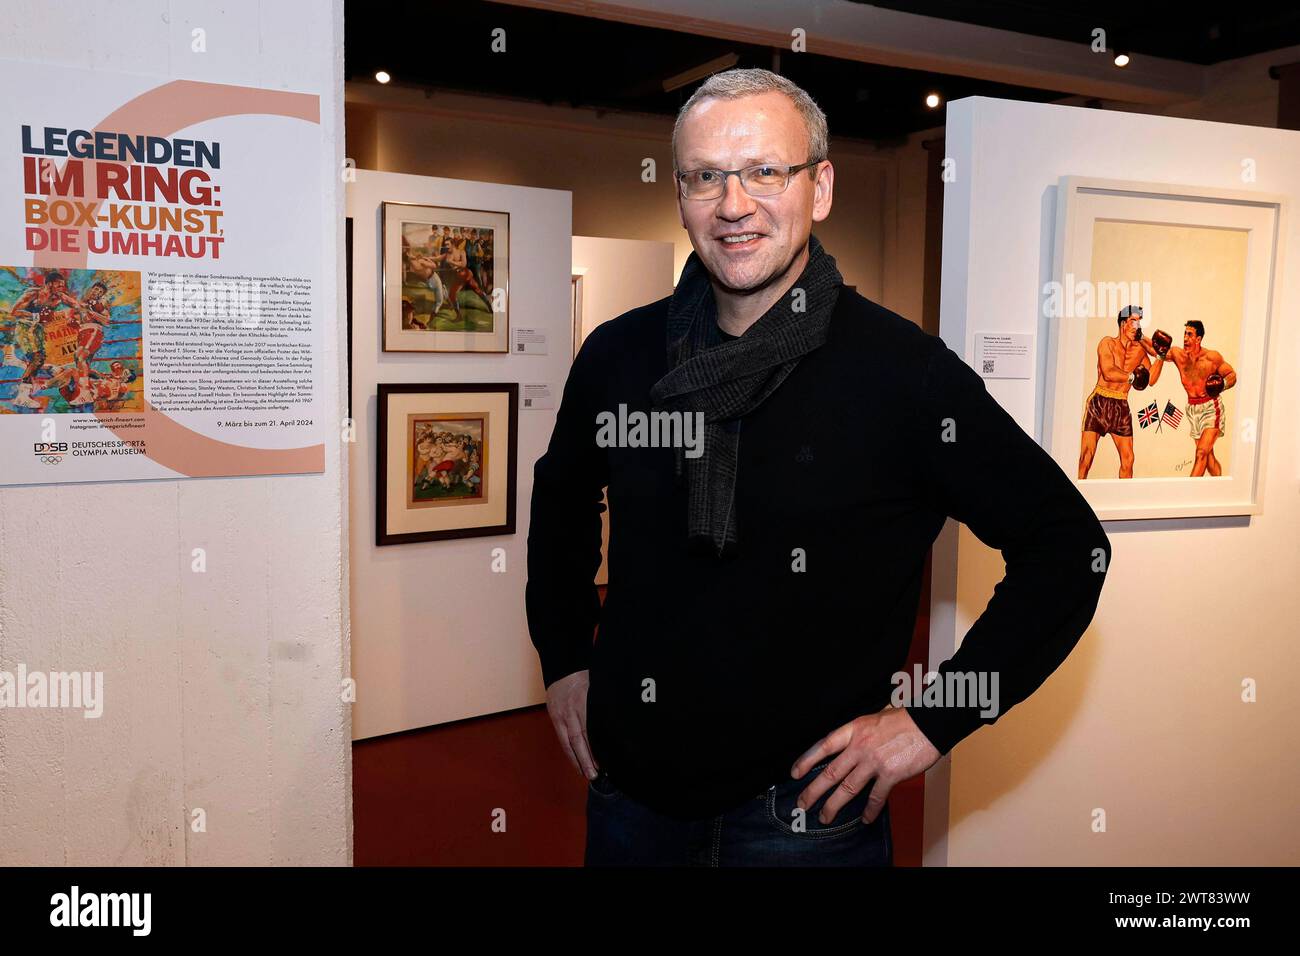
[546,670,599,780]
[791,705,941,825]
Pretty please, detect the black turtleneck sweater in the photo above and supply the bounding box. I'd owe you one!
[526,286,1111,821]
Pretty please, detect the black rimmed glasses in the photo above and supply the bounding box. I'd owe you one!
[674,159,824,201]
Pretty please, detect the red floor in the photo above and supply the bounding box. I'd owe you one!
[355,566,932,866]
[353,705,925,866]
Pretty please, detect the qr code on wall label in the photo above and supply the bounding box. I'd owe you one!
[982,359,995,374]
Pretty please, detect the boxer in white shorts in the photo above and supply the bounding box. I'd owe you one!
[1186,394,1226,441]
[1140,320,1236,478]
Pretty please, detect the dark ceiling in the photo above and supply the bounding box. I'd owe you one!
[858,1,1300,65]
[345,1,1300,143]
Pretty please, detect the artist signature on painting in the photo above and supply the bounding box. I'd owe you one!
[1174,458,1194,472]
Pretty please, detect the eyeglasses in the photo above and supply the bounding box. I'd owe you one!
[675,159,823,201]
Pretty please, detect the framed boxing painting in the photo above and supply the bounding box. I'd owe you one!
[376,383,518,545]
[380,201,509,353]
[1043,177,1285,520]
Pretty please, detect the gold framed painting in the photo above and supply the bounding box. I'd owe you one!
[376,383,518,545]
[381,201,509,352]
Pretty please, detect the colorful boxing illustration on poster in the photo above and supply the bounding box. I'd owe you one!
[0,266,142,414]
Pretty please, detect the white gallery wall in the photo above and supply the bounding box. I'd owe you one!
[572,236,675,342]
[0,0,351,864]
[928,96,1300,865]
[348,170,573,740]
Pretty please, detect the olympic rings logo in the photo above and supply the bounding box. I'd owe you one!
[39,455,63,465]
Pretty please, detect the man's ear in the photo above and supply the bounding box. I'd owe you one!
[812,160,834,223]
[675,181,687,229]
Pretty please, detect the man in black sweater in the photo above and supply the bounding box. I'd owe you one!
[526,68,1111,866]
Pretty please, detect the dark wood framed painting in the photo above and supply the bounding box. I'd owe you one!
[345,215,353,419]
[376,383,519,545]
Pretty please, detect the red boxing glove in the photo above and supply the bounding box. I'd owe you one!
[1129,366,1150,390]
[1206,372,1225,398]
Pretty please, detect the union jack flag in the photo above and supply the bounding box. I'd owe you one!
[1137,401,1160,429]
[1162,401,1183,429]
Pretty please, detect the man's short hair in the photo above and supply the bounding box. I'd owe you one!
[1186,320,1205,338]
[1116,304,1141,329]
[672,68,828,171]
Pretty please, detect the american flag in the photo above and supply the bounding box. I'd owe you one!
[1138,401,1160,429]
[1162,400,1183,429]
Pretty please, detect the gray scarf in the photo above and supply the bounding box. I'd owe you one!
[648,233,843,560]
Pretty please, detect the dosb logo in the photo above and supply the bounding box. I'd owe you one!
[35,442,67,463]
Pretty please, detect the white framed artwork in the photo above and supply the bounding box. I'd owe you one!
[1043,177,1285,520]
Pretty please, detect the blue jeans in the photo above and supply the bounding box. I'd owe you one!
[584,760,893,866]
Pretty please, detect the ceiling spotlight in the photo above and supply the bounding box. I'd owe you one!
[375,70,391,84]
[1113,53,1130,68]
[925,93,941,109]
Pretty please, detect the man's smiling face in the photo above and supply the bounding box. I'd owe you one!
[674,90,832,296]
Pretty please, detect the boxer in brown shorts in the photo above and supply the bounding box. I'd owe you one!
[1078,305,1160,479]
[1082,386,1133,438]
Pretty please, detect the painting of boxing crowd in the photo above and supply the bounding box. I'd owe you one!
[0,267,143,414]
[377,383,516,545]
[1077,221,1244,481]
[409,415,486,506]
[400,220,497,333]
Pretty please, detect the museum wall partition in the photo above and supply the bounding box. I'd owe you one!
[347,169,574,740]
[929,96,1300,865]
[0,0,350,865]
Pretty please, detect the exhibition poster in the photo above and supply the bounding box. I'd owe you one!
[0,59,327,484]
